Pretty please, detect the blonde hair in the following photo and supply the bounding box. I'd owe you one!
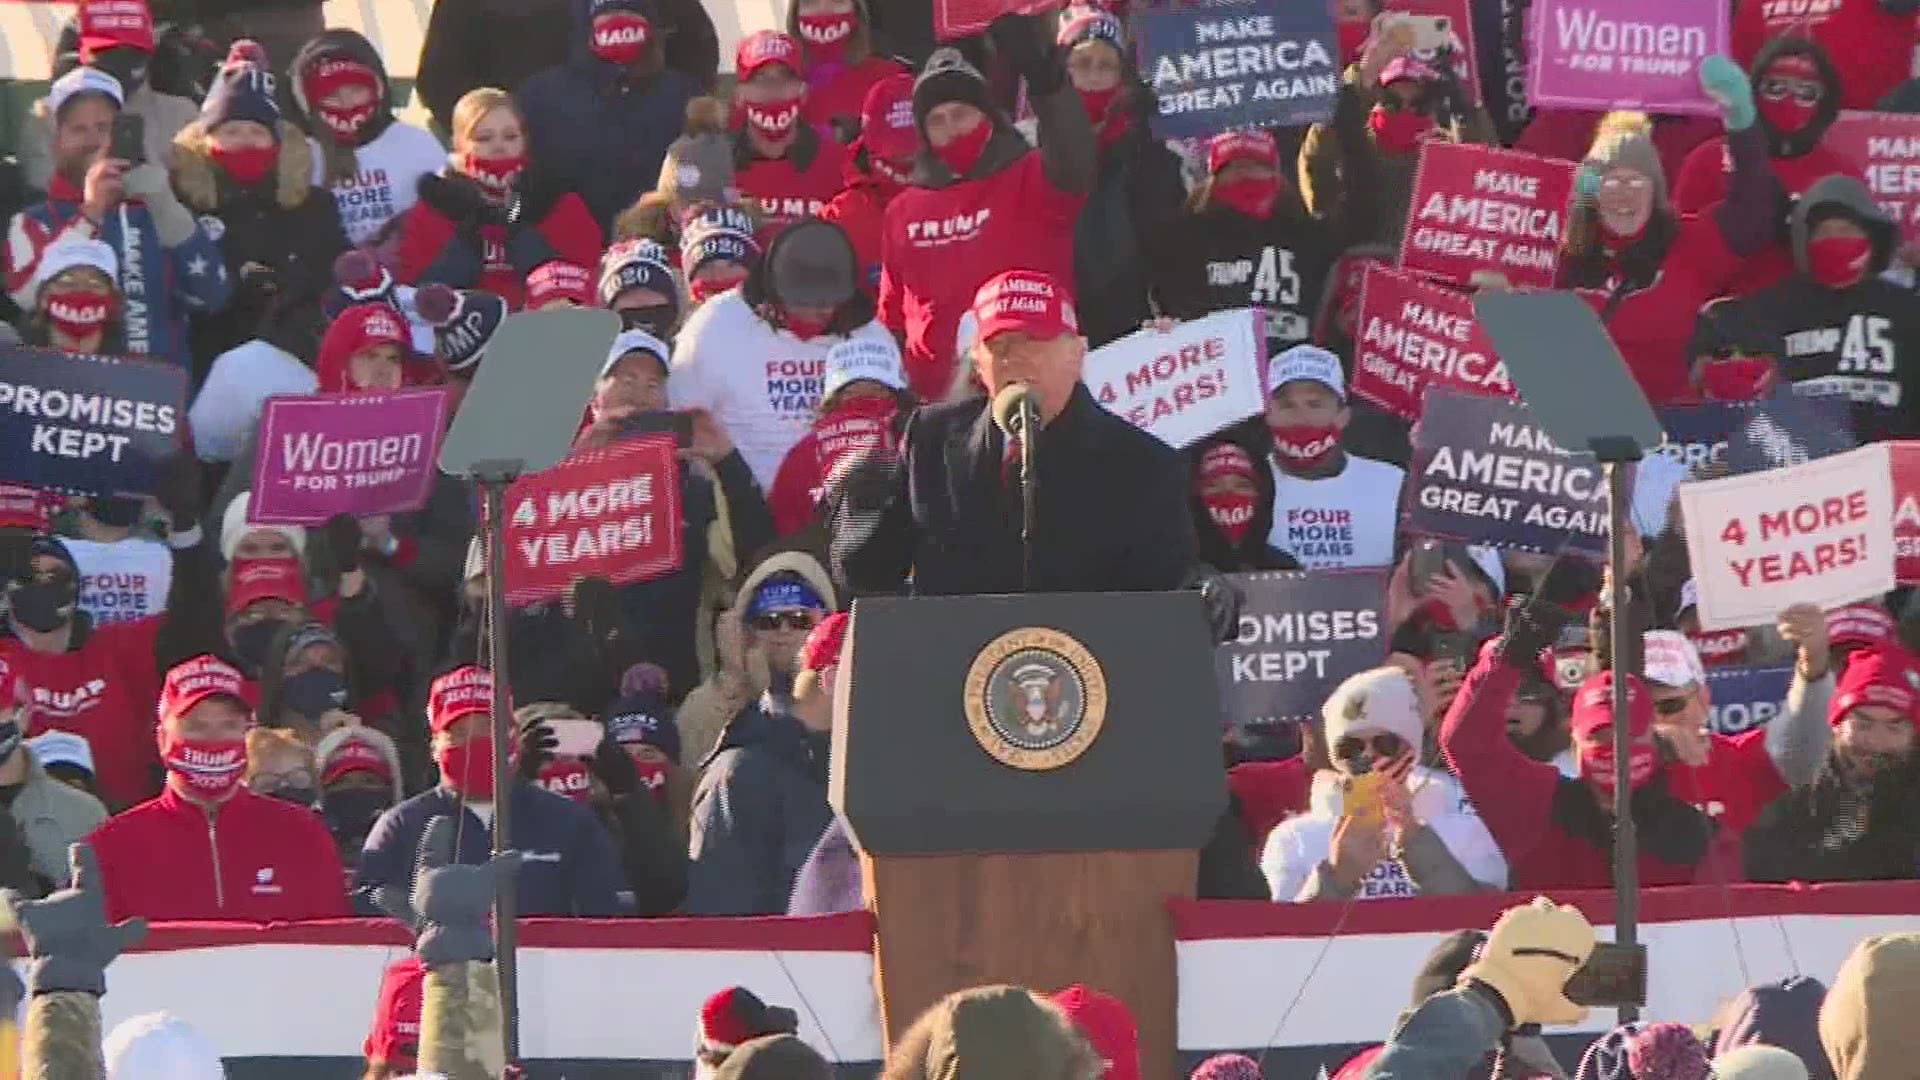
[450,88,520,153]
[246,726,315,782]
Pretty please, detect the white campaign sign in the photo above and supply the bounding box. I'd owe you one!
[1679,444,1894,632]
[1082,309,1266,448]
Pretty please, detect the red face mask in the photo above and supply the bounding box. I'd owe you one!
[535,757,594,804]
[689,277,731,306]
[1212,176,1280,220]
[632,755,671,807]
[1698,355,1776,401]
[869,153,913,194]
[745,97,804,142]
[316,101,378,141]
[462,152,525,197]
[211,143,278,186]
[784,309,833,339]
[933,119,993,178]
[796,12,856,61]
[591,12,651,65]
[1368,106,1434,155]
[1204,490,1258,546]
[44,288,112,341]
[437,735,496,799]
[1579,734,1658,796]
[161,732,248,803]
[1270,423,1340,469]
[1757,96,1818,135]
[1079,85,1120,124]
[1808,235,1873,288]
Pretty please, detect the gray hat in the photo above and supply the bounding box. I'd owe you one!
[1584,115,1668,210]
[765,220,857,310]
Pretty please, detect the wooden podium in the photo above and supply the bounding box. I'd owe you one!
[831,592,1227,1077]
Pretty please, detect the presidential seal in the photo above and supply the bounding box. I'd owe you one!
[964,627,1107,771]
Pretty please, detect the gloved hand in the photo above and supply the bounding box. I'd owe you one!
[1186,565,1245,645]
[377,816,519,967]
[515,715,557,781]
[153,450,202,532]
[4,843,147,997]
[1575,164,1604,201]
[989,13,1065,95]
[1459,897,1595,1028]
[322,513,363,575]
[590,734,638,796]
[570,576,622,645]
[121,161,197,246]
[1699,55,1756,131]
[1500,599,1573,669]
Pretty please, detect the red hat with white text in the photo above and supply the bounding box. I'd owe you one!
[158,655,248,726]
[429,665,494,734]
[969,270,1078,345]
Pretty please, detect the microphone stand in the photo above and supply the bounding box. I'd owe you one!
[1019,395,1037,592]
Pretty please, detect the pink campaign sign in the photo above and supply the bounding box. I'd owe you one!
[249,388,451,525]
[1526,0,1727,116]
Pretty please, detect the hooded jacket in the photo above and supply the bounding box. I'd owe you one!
[1671,37,1866,295]
[169,119,348,362]
[287,30,449,246]
[89,785,350,921]
[1441,654,1722,890]
[394,167,604,311]
[516,54,701,234]
[1820,933,1920,1080]
[1153,89,1372,357]
[1734,0,1920,110]
[877,60,1097,398]
[1727,176,1920,444]
[1187,425,1303,574]
[1715,976,1835,1080]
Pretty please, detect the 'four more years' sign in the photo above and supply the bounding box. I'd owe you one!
[1084,308,1266,447]
[1134,0,1340,138]
[1679,443,1895,632]
[1408,389,1613,556]
[249,389,451,525]
[1215,569,1388,726]
[1400,142,1576,290]
[1526,0,1727,115]
[503,434,685,607]
[1350,265,1515,420]
[0,346,186,495]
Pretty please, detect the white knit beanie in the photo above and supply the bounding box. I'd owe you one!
[219,491,307,563]
[1321,667,1425,753]
[105,1012,226,1079]
[1710,1046,1809,1080]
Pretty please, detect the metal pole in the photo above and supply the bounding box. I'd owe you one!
[482,477,520,1063]
[1605,460,1639,1025]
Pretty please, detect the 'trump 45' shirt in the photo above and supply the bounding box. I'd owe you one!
[1731,276,1920,444]
[669,289,899,486]
[1266,454,1405,569]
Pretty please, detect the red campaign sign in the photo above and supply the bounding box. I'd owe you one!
[1399,142,1576,290]
[502,435,684,607]
[935,0,1061,42]
[1349,265,1515,420]
[1824,111,1920,247]
[1381,0,1481,106]
[1892,440,1920,584]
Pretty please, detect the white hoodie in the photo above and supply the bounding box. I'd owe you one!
[1260,765,1507,902]
[669,289,897,488]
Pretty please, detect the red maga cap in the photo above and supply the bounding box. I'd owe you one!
[429,665,493,734]
[1207,129,1278,175]
[969,270,1078,345]
[1568,670,1652,743]
[225,557,308,616]
[859,73,918,162]
[1830,646,1920,726]
[79,0,155,59]
[736,31,801,83]
[158,655,247,725]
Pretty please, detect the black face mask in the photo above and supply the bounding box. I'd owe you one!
[231,619,288,677]
[619,305,677,339]
[88,49,148,96]
[8,580,76,634]
[323,787,391,845]
[86,495,143,528]
[281,667,349,720]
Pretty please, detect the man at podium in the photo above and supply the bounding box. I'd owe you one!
[829,269,1195,596]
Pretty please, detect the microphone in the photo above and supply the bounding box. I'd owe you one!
[991,382,1038,441]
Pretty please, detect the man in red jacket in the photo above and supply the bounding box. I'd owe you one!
[877,15,1095,398]
[88,654,349,921]
[1442,605,1721,890]
[732,30,850,247]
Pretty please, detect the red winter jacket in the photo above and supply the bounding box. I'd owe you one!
[9,618,167,812]
[767,395,899,534]
[803,56,910,136]
[1670,137,1868,295]
[820,171,893,295]
[879,86,1095,398]
[1734,0,1918,110]
[1664,729,1791,837]
[394,173,603,310]
[90,785,350,921]
[736,125,850,250]
[1441,658,1720,890]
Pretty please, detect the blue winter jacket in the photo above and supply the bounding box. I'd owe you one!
[687,705,834,916]
[352,780,626,917]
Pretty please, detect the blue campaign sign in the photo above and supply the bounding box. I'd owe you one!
[1408,388,1612,557]
[1725,388,1856,477]
[1704,665,1795,736]
[1134,0,1340,139]
[1216,569,1388,726]
[0,346,186,495]
[1656,401,1751,476]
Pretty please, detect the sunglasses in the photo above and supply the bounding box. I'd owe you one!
[1758,77,1821,105]
[752,610,820,632]
[1334,733,1406,761]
